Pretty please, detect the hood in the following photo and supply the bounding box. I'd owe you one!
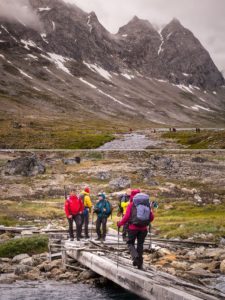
[130,189,141,202]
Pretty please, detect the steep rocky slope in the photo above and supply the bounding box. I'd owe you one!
[0,0,225,141]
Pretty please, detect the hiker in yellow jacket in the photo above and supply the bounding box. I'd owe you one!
[80,187,92,239]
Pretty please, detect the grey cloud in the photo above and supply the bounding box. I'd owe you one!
[64,0,225,72]
[0,0,42,31]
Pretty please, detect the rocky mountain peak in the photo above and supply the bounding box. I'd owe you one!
[118,15,155,35]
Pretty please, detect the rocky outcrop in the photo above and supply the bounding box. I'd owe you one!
[3,156,45,176]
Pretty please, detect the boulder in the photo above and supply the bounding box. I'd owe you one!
[50,268,63,278]
[96,171,111,181]
[0,263,15,273]
[38,259,61,272]
[20,257,34,266]
[205,249,225,259]
[157,248,172,257]
[78,270,97,281]
[14,264,33,276]
[171,261,190,271]
[0,274,18,284]
[12,254,30,264]
[4,156,45,177]
[191,157,208,163]
[58,272,74,280]
[220,260,225,274]
[23,268,41,280]
[213,199,222,205]
[62,157,81,165]
[109,177,131,191]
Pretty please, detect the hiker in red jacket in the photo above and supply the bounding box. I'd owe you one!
[64,189,84,241]
[117,191,154,270]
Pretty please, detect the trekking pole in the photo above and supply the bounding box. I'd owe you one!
[64,185,67,200]
[117,226,120,268]
[149,224,152,250]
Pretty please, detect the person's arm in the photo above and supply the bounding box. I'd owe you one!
[85,195,92,208]
[79,199,84,214]
[118,203,132,227]
[150,209,154,222]
[64,200,71,218]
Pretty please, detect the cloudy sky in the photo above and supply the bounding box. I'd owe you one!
[64,0,225,73]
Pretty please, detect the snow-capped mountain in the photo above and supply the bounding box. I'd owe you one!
[0,0,225,128]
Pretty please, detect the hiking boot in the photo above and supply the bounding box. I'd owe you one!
[95,237,101,241]
[85,235,90,239]
[101,237,106,242]
[77,238,80,241]
[138,264,145,271]
[80,235,84,238]
[70,238,74,241]
[133,257,139,267]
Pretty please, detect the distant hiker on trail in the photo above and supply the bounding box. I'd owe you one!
[79,187,92,239]
[64,189,84,241]
[118,189,131,241]
[117,191,154,270]
[94,193,111,242]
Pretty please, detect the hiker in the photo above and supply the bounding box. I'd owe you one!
[117,192,154,270]
[118,189,131,240]
[94,193,111,241]
[64,189,84,241]
[79,187,92,239]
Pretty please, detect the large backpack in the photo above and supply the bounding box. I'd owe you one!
[131,193,151,227]
[106,200,113,218]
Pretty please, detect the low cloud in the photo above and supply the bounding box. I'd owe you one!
[0,0,42,31]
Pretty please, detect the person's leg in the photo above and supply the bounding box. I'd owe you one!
[102,217,107,240]
[136,230,148,269]
[74,214,83,240]
[84,212,89,238]
[68,217,74,240]
[96,217,102,239]
[122,223,129,240]
[127,230,139,264]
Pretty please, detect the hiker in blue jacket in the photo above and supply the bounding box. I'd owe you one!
[94,193,111,241]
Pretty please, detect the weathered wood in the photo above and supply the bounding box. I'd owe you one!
[64,241,224,300]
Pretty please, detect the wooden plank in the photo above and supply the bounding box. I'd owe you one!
[65,241,222,300]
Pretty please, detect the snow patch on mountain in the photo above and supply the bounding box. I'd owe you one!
[47,53,73,76]
[98,89,133,109]
[122,73,134,80]
[1,25,17,42]
[83,61,112,81]
[21,39,40,51]
[41,33,48,44]
[191,105,214,112]
[27,54,38,61]
[79,77,97,89]
[38,7,51,12]
[175,84,194,94]
[158,30,164,55]
[52,21,56,31]
[18,69,33,80]
[87,15,93,33]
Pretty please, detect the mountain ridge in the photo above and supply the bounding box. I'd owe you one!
[0,0,225,143]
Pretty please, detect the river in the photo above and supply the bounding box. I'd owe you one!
[0,281,143,300]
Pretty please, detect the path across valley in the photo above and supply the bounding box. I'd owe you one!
[98,133,162,150]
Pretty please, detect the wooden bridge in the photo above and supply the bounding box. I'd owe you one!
[62,232,225,300]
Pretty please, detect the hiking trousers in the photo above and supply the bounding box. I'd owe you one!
[68,214,83,240]
[96,217,107,239]
[82,212,89,237]
[122,222,129,238]
[127,229,147,266]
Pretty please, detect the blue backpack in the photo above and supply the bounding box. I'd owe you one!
[131,193,151,227]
